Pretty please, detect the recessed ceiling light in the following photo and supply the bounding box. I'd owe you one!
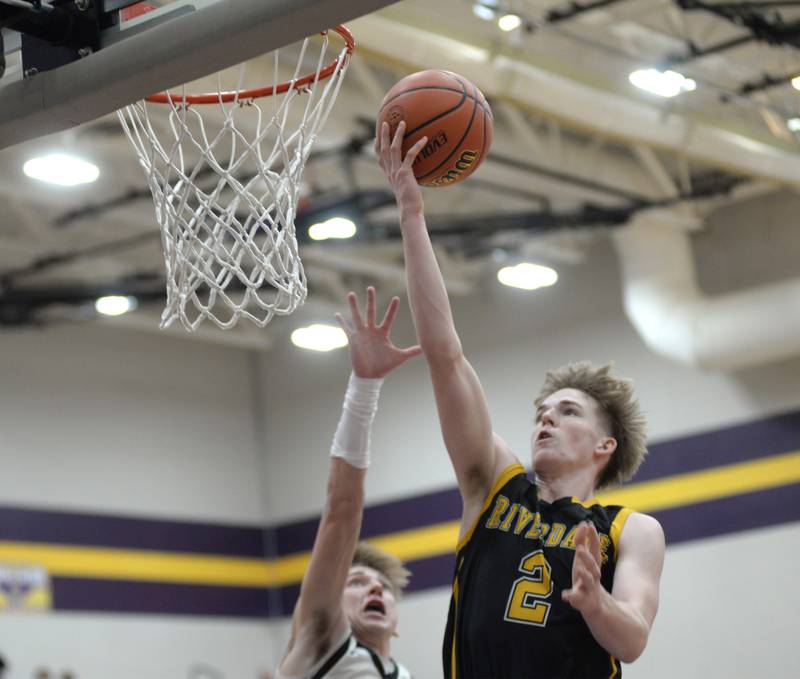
[95,296,137,316]
[498,14,522,31]
[629,69,696,98]
[308,217,357,241]
[473,3,496,20]
[791,76,800,91]
[291,324,348,352]
[23,153,100,186]
[787,117,800,132]
[497,263,558,290]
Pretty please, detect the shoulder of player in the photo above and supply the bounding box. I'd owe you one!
[485,437,527,501]
[617,511,665,554]
[462,435,523,506]
[279,610,350,677]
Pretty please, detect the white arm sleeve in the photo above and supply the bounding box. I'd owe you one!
[330,372,384,469]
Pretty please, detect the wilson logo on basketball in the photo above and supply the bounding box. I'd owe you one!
[413,131,448,165]
[429,149,479,186]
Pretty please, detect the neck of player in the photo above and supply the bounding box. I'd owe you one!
[358,629,391,660]
[534,466,598,504]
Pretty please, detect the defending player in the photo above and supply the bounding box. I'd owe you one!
[276,287,420,679]
[376,121,665,678]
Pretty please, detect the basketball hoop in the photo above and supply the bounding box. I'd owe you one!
[118,25,355,331]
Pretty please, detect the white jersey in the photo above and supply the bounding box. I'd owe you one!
[276,629,412,679]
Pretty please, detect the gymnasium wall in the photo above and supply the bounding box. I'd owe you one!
[0,236,798,678]
[0,326,281,677]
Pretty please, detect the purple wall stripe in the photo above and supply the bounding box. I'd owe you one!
[20,481,800,620]
[275,408,800,556]
[274,486,463,556]
[2,408,799,618]
[273,482,800,617]
[637,409,800,482]
[52,577,272,618]
[0,505,265,557]
[653,480,800,545]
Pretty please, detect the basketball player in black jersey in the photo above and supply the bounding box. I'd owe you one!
[376,122,665,679]
[277,288,419,679]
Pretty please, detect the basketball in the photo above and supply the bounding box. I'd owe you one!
[376,70,493,188]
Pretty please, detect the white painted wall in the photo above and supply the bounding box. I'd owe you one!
[0,323,277,678]
[0,323,266,523]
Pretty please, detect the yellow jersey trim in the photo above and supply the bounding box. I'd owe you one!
[609,507,633,562]
[456,463,526,554]
[450,571,460,679]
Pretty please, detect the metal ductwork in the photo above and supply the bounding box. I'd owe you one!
[613,209,800,370]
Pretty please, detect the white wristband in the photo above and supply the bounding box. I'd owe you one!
[330,372,384,469]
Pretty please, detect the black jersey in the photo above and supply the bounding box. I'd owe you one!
[443,464,633,679]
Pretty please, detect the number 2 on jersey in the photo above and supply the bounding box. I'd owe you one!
[504,550,553,626]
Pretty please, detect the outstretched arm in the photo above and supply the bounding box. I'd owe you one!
[278,288,422,677]
[562,514,665,663]
[376,122,517,526]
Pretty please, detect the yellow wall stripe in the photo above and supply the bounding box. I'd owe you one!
[0,450,797,589]
[595,449,800,512]
[0,542,274,587]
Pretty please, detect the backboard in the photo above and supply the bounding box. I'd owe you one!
[0,0,399,150]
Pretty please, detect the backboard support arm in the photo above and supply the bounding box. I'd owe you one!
[0,0,400,150]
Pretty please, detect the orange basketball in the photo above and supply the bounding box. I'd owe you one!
[376,70,493,188]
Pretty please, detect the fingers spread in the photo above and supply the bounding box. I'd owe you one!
[586,521,602,563]
[575,521,589,546]
[402,136,428,171]
[380,121,390,149]
[379,296,400,330]
[399,344,424,359]
[334,312,353,336]
[365,286,377,326]
[347,291,364,328]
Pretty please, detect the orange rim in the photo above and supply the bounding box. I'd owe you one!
[146,25,355,105]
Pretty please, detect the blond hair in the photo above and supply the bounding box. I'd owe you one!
[534,362,647,490]
[352,542,410,597]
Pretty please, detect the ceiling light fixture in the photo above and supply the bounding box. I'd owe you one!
[308,216,357,241]
[23,153,100,186]
[473,2,497,21]
[95,295,137,317]
[787,118,800,132]
[791,76,800,91]
[497,263,558,291]
[629,69,696,98]
[498,13,522,31]
[291,324,348,352]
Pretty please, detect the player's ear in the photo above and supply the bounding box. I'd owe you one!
[595,436,616,461]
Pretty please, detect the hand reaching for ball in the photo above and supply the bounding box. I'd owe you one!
[374,120,428,215]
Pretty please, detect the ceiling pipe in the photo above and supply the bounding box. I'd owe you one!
[613,209,800,370]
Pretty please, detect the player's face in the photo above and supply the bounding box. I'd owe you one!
[531,388,612,476]
[343,565,399,642]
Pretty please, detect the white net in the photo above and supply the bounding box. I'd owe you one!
[117,31,350,330]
